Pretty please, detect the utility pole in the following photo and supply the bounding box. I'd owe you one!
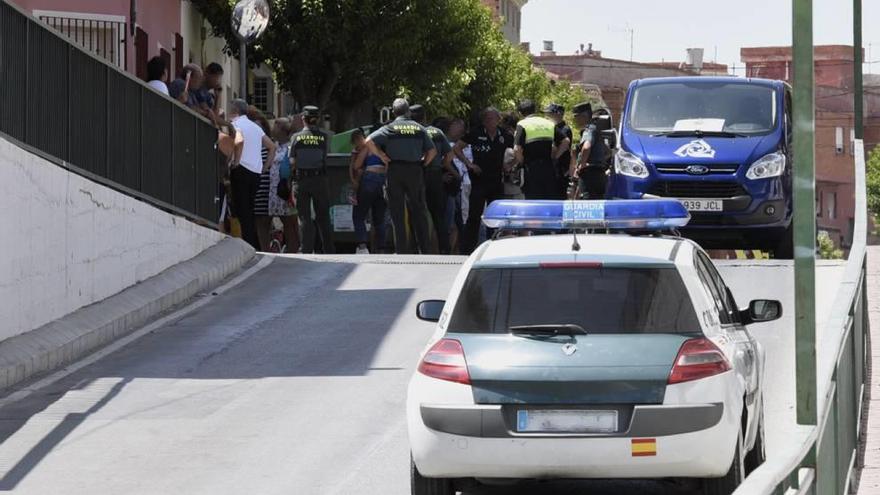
[239,41,247,101]
[792,0,817,427]
[854,0,864,139]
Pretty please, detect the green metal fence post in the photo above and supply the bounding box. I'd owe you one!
[793,0,818,426]
[854,0,864,140]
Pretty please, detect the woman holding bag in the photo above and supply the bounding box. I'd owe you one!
[256,117,300,253]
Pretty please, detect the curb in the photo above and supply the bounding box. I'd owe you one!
[0,237,255,391]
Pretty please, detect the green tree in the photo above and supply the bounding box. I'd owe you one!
[192,0,597,127]
[817,231,844,260]
[867,144,880,215]
[192,0,486,126]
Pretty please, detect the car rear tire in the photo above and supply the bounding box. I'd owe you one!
[745,408,766,474]
[411,457,454,495]
[702,425,745,495]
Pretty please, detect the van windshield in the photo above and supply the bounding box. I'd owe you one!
[629,82,777,135]
[447,267,702,335]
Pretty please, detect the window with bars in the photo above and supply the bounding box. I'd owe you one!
[38,14,127,69]
[253,77,271,113]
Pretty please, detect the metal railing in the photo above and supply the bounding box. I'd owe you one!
[734,140,869,494]
[38,14,126,69]
[0,0,222,225]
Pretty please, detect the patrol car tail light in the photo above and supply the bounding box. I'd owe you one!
[418,339,470,385]
[482,199,690,230]
[667,338,731,385]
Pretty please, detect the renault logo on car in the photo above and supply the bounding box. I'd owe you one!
[686,165,710,175]
[561,343,578,356]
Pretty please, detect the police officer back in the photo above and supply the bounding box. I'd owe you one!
[411,105,456,254]
[514,100,569,200]
[366,99,437,254]
[571,102,610,199]
[291,106,335,253]
[544,103,574,199]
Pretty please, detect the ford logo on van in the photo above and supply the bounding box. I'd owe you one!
[685,165,710,175]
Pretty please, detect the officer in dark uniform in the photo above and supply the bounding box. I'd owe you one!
[291,106,335,253]
[571,102,610,199]
[544,103,573,199]
[514,100,569,200]
[366,99,437,254]
[411,105,457,254]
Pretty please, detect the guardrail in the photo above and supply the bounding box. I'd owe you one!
[734,140,869,494]
[0,0,221,225]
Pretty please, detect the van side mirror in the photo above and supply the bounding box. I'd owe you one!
[416,300,445,323]
[741,300,782,325]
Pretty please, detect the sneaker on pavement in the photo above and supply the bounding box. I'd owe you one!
[356,244,370,255]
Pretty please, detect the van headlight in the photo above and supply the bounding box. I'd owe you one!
[615,150,649,178]
[746,152,786,180]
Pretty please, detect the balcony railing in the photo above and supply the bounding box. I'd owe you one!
[0,0,222,225]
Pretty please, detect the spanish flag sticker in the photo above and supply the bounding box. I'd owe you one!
[632,438,657,457]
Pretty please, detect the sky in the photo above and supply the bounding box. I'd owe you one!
[521,0,880,75]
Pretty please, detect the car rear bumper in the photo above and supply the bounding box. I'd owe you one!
[409,416,737,479]
[419,403,723,438]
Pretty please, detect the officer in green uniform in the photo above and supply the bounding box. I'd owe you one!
[366,99,437,254]
[513,100,568,200]
[291,106,335,253]
[571,102,610,199]
[411,105,457,254]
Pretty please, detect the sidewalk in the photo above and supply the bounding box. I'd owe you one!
[859,246,880,493]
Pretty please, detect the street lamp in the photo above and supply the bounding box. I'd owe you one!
[231,0,270,102]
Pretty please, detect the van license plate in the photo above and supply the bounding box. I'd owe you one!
[516,410,618,433]
[680,199,723,212]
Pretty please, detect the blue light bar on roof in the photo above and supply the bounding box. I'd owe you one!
[482,199,690,230]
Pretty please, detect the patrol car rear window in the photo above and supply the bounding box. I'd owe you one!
[447,267,701,335]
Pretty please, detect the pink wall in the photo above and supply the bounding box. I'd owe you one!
[10,0,180,79]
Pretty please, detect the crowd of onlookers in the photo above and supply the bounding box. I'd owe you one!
[142,56,608,256]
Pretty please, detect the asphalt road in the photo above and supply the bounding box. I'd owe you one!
[0,255,843,495]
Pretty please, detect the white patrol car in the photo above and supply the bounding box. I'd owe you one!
[406,200,782,495]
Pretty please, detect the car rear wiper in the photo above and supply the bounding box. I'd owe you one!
[509,324,588,336]
[651,130,747,138]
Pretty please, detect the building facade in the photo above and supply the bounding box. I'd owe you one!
[481,0,527,44]
[10,0,288,116]
[531,43,726,121]
[742,45,879,249]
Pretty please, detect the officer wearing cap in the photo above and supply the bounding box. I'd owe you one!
[291,105,335,253]
[514,99,569,200]
[571,102,609,199]
[411,105,457,254]
[544,103,574,199]
[366,98,437,254]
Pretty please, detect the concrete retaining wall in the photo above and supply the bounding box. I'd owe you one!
[0,134,225,341]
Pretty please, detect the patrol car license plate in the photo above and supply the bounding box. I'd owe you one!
[516,410,618,433]
[680,199,723,212]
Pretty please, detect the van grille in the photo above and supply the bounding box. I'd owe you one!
[647,181,747,199]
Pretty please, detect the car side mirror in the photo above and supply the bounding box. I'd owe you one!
[416,300,445,323]
[741,299,782,325]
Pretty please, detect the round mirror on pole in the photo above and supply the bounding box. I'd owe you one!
[232,0,270,44]
[231,0,270,102]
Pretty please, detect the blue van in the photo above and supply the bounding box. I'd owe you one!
[607,77,793,257]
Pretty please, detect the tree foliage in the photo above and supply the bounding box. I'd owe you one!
[817,231,844,260]
[192,0,596,127]
[867,144,880,216]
